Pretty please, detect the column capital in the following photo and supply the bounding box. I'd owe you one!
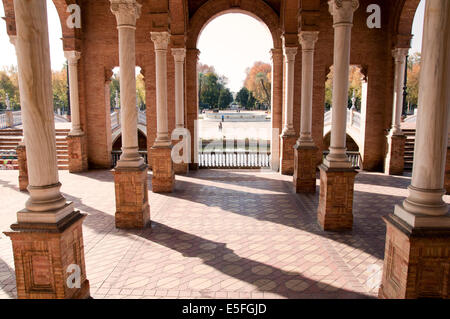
[110,0,142,27]
[298,31,319,51]
[64,50,82,65]
[172,48,186,62]
[392,47,409,63]
[151,31,171,50]
[283,47,298,62]
[328,0,359,25]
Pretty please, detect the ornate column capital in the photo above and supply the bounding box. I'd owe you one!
[110,0,142,27]
[172,48,186,62]
[64,51,82,65]
[283,47,298,62]
[328,0,359,25]
[151,31,171,51]
[299,31,319,51]
[392,48,409,63]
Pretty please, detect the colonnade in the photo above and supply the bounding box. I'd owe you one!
[3,0,449,300]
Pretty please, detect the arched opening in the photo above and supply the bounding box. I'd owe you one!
[194,12,275,169]
[323,65,366,168]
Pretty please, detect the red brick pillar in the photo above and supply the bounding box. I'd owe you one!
[280,135,297,175]
[445,146,450,195]
[317,165,357,231]
[293,145,318,193]
[16,144,28,191]
[270,49,283,172]
[151,146,175,192]
[384,134,406,175]
[67,134,88,173]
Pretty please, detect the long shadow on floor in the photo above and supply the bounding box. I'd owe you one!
[140,221,372,299]
[0,258,16,298]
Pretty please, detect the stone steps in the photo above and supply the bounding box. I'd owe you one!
[0,128,70,170]
[403,129,416,171]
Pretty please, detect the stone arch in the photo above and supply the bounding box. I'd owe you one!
[323,132,360,153]
[112,127,148,151]
[186,0,282,49]
[1,0,81,50]
[392,0,422,48]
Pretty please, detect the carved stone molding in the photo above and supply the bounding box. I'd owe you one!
[298,31,319,51]
[392,48,409,64]
[283,47,298,62]
[172,48,186,63]
[110,0,142,27]
[151,32,171,51]
[328,0,359,25]
[64,51,82,65]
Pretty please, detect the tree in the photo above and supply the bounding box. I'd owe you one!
[218,88,233,109]
[136,73,146,110]
[244,62,272,108]
[247,91,256,109]
[236,87,250,108]
[52,66,68,113]
[325,65,363,111]
[200,72,222,109]
[0,66,20,111]
[406,53,421,111]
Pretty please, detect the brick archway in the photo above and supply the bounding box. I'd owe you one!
[187,0,282,50]
[392,0,422,48]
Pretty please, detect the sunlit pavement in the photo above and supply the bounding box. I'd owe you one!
[1,169,445,299]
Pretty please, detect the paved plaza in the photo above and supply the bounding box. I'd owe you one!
[0,169,448,299]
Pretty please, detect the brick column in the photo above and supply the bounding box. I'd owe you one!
[4,0,89,299]
[294,31,319,193]
[280,46,298,175]
[186,48,200,171]
[318,0,359,231]
[385,48,409,175]
[172,48,189,174]
[65,51,88,173]
[110,0,150,229]
[16,143,28,191]
[379,0,450,299]
[150,32,175,193]
[270,49,283,172]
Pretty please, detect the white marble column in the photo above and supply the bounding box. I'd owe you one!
[110,0,143,167]
[13,0,70,223]
[325,0,359,168]
[395,0,450,227]
[390,48,409,136]
[282,47,297,136]
[297,31,319,146]
[64,51,83,136]
[151,32,171,147]
[172,48,186,129]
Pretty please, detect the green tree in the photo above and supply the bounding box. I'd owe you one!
[218,88,233,109]
[247,91,256,109]
[236,87,250,108]
[0,66,20,110]
[406,53,421,111]
[52,66,68,113]
[199,72,223,109]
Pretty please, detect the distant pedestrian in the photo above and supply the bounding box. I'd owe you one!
[221,115,225,122]
[218,122,223,132]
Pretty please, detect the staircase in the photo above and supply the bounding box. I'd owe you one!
[403,128,416,171]
[0,128,70,170]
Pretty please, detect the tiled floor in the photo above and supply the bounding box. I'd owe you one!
[0,168,444,299]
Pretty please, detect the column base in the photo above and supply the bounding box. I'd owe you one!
[174,162,189,175]
[379,214,450,299]
[151,146,175,193]
[16,145,29,192]
[67,134,88,173]
[385,134,406,176]
[4,211,90,299]
[113,165,150,229]
[317,164,357,231]
[445,146,450,195]
[280,135,297,175]
[293,144,318,193]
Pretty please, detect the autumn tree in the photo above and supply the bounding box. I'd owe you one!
[325,65,363,111]
[0,66,20,111]
[244,61,272,108]
[406,53,420,111]
[52,65,69,113]
[197,63,231,110]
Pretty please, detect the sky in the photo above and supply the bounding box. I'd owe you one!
[0,1,425,90]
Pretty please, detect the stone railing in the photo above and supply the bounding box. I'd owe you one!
[198,151,271,168]
[324,108,361,131]
[0,110,22,129]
